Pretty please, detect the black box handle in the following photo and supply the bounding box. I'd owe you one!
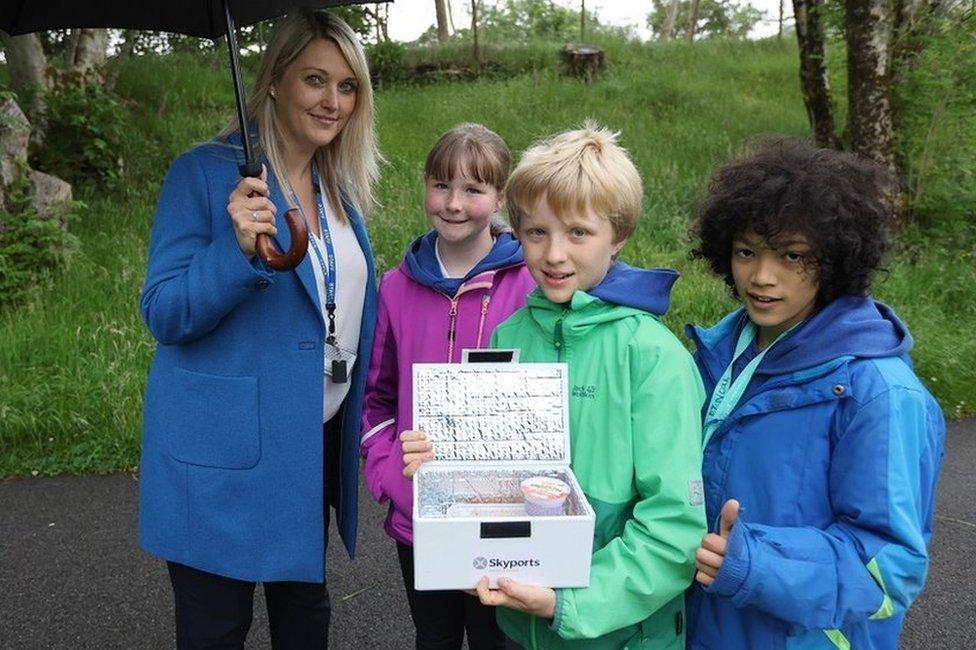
[480,521,531,539]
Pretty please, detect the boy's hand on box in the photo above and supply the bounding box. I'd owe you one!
[401,430,435,478]
[694,499,740,587]
[474,576,556,619]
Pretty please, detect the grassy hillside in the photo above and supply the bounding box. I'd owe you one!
[1,38,972,477]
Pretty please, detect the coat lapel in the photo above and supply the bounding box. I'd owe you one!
[268,174,322,326]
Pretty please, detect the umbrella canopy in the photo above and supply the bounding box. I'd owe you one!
[0,1,377,39]
[1,0,385,270]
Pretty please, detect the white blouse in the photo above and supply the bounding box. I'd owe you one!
[307,200,367,423]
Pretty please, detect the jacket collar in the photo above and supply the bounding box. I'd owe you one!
[687,296,912,386]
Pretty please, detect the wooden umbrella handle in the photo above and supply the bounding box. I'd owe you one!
[255,208,309,271]
[240,161,308,272]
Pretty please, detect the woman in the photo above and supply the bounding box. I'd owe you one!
[138,10,380,648]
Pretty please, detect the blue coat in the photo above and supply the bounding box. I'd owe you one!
[138,140,377,583]
[685,297,944,649]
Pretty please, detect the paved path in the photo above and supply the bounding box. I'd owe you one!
[2,420,973,649]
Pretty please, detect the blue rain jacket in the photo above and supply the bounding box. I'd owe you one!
[685,297,945,649]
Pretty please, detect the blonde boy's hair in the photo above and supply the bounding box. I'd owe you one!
[425,123,511,190]
[506,121,642,242]
[219,9,381,221]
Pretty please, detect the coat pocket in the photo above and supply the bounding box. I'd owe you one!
[164,367,261,469]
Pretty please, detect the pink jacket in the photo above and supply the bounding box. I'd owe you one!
[360,253,535,544]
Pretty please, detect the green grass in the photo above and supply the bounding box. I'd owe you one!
[1,38,972,477]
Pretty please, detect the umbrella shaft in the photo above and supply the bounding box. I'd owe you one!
[223,0,259,176]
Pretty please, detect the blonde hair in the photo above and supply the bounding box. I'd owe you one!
[219,9,380,221]
[506,121,642,242]
[424,123,511,190]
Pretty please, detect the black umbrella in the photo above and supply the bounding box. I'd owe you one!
[1,0,384,270]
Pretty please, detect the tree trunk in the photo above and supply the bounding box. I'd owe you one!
[64,29,82,68]
[0,31,52,149]
[779,0,785,39]
[0,31,50,126]
[893,0,909,33]
[688,0,702,42]
[70,29,109,81]
[580,0,586,41]
[106,30,139,91]
[662,0,681,40]
[447,0,457,34]
[845,0,895,173]
[380,4,390,41]
[792,0,840,148]
[435,0,450,43]
[471,0,480,67]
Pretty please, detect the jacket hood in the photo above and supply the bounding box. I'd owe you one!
[403,230,524,296]
[524,262,679,336]
[689,296,913,380]
[587,262,678,316]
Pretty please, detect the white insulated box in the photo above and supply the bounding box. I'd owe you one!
[411,363,595,590]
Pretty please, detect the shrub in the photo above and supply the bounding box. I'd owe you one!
[0,167,79,309]
[893,12,976,233]
[31,81,128,192]
[367,39,409,88]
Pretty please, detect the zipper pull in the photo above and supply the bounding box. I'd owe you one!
[448,300,459,338]
[447,298,459,361]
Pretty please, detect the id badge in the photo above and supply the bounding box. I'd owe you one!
[324,342,356,384]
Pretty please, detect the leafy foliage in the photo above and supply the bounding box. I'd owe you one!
[30,81,128,192]
[647,0,764,40]
[1,35,972,479]
[122,6,376,56]
[893,10,976,233]
[477,0,599,41]
[413,0,630,44]
[367,40,409,88]
[0,166,79,310]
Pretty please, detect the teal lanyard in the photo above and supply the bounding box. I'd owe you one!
[702,322,796,450]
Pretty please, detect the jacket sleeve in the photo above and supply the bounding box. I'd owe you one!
[140,151,273,345]
[359,278,400,504]
[553,335,707,639]
[707,385,944,631]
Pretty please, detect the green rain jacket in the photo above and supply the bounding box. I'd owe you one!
[490,263,707,649]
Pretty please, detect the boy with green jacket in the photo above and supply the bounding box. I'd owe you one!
[403,123,706,648]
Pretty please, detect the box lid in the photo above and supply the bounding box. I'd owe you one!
[412,363,571,466]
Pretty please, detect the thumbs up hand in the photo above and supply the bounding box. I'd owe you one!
[695,499,740,587]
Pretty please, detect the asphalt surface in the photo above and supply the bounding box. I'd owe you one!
[1,420,973,649]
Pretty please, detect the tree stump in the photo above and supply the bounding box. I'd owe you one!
[561,44,604,83]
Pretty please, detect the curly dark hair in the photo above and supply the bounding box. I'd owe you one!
[691,136,895,306]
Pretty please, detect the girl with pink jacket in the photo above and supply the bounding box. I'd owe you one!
[360,124,535,649]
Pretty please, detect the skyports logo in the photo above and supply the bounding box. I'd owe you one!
[472,556,541,571]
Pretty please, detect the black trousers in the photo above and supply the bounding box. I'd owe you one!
[167,417,341,649]
[167,562,331,649]
[396,541,507,650]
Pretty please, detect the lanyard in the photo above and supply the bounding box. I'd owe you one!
[303,164,338,346]
[701,321,796,450]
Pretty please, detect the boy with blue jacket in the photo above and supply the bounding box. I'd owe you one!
[685,138,945,649]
